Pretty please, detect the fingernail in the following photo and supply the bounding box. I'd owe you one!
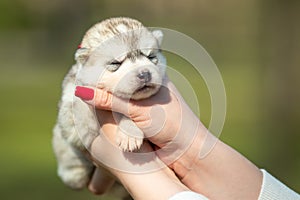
[75,86,94,100]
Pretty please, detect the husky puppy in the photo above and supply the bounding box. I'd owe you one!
[52,17,166,191]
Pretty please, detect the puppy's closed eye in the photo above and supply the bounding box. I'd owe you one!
[107,60,123,72]
[146,53,158,64]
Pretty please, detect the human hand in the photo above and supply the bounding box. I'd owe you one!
[86,110,189,200]
[75,78,210,179]
[76,79,264,200]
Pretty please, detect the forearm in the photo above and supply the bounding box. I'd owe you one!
[114,167,188,200]
[173,130,263,200]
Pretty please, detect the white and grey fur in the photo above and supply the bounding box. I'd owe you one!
[52,17,166,191]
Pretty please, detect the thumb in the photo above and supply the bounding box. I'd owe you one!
[74,86,130,115]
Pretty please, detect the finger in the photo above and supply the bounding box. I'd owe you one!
[88,167,115,195]
[75,86,110,109]
[74,86,131,115]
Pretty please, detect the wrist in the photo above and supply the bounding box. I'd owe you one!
[170,123,209,179]
[114,168,188,200]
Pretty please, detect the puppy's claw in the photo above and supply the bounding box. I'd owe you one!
[116,131,143,152]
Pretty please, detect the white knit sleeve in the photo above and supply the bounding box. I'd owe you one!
[168,169,299,200]
[258,169,300,200]
[168,191,209,200]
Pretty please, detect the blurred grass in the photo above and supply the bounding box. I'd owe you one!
[0,0,299,199]
[0,65,116,199]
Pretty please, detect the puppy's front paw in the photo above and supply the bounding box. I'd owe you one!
[116,130,143,152]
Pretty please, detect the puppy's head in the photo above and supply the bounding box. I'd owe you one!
[75,17,166,100]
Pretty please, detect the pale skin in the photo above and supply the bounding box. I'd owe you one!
[78,79,263,200]
[88,110,189,200]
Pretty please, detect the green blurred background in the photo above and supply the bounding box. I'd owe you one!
[0,0,299,199]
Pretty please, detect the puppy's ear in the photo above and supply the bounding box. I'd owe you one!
[75,48,89,65]
[152,30,163,46]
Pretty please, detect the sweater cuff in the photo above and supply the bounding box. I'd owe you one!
[258,169,300,200]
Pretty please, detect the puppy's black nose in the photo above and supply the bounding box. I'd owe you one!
[137,69,151,83]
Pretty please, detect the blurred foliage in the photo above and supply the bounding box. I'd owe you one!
[0,0,299,199]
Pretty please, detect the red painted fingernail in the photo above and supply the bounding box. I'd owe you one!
[75,86,94,100]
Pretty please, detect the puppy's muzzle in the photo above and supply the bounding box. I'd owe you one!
[137,69,151,83]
